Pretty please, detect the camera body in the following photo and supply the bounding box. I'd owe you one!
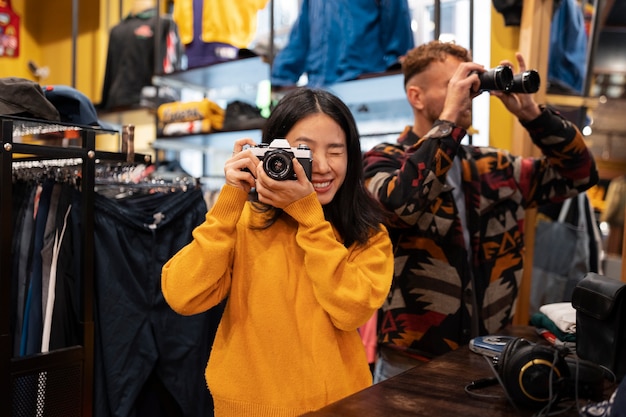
[477,65,514,92]
[476,66,540,94]
[249,139,312,181]
[506,70,540,93]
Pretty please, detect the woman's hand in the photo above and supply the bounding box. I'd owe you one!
[254,157,315,209]
[224,138,260,193]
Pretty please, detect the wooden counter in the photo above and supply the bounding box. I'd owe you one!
[304,326,613,417]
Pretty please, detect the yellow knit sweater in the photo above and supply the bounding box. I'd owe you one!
[162,185,393,416]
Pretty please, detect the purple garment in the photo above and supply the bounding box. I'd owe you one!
[183,0,239,68]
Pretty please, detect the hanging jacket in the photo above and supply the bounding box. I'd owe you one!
[270,0,414,88]
[548,0,588,93]
[100,8,185,110]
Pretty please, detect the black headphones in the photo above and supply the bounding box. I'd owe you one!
[495,338,605,408]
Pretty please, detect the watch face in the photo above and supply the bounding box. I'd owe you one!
[427,122,453,138]
[439,124,453,136]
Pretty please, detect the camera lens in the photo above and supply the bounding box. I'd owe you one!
[263,150,294,181]
[505,70,540,94]
[477,65,514,91]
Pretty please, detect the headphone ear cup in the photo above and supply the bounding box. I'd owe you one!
[498,339,568,408]
[498,338,531,386]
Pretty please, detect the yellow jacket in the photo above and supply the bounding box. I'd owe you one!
[162,185,393,416]
[173,0,268,47]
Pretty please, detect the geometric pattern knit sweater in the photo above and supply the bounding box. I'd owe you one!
[363,107,598,360]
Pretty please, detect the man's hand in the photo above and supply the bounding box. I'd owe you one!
[439,61,484,125]
[491,52,542,122]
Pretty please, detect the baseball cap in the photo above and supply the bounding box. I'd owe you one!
[0,77,61,121]
[42,85,100,127]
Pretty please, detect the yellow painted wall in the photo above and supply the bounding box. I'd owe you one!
[0,0,43,80]
[488,7,521,151]
[0,0,103,99]
[0,0,142,103]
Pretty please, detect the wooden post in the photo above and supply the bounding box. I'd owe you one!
[512,0,553,326]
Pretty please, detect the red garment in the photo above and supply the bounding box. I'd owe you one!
[359,312,378,364]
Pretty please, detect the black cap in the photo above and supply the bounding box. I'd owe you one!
[0,77,61,121]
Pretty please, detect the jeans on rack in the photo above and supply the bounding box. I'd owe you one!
[89,189,222,417]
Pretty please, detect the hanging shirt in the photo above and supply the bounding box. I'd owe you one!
[271,0,414,88]
[173,0,268,48]
[173,0,268,68]
[548,0,588,93]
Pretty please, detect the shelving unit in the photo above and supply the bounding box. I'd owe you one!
[152,129,262,178]
[0,116,150,417]
[152,56,269,101]
[150,57,413,179]
[150,57,266,178]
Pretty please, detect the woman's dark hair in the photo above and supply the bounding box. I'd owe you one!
[252,87,385,248]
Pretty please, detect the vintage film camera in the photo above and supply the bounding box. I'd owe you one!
[476,66,540,94]
[249,138,313,181]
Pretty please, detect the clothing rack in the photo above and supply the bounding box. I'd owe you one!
[0,116,151,417]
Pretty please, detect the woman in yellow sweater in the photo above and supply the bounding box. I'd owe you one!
[161,88,394,416]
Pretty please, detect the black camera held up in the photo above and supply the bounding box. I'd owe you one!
[249,139,313,181]
[506,69,541,93]
[476,66,540,94]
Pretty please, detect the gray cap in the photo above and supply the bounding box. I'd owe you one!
[0,77,60,121]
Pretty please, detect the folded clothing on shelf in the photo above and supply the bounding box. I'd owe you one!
[539,302,577,334]
[158,99,225,135]
[222,100,266,131]
[530,312,576,343]
[158,98,224,126]
[161,119,212,136]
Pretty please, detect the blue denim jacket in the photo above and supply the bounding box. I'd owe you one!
[270,0,414,88]
[548,0,587,93]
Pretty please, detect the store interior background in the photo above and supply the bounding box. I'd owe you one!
[1,0,625,274]
[1,4,625,417]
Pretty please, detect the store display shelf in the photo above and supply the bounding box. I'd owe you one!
[305,73,413,136]
[151,60,413,177]
[152,129,263,152]
[152,57,269,104]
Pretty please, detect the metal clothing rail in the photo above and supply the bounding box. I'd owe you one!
[0,116,150,417]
